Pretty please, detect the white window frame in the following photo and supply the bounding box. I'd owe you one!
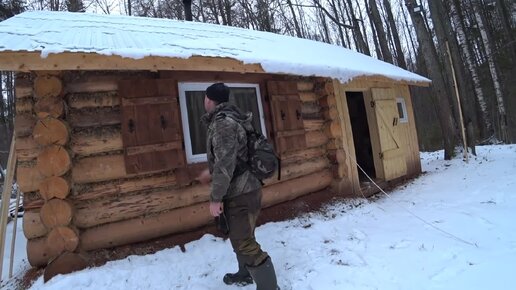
[178,82,267,164]
[396,97,409,123]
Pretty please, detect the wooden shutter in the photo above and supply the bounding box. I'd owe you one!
[267,81,306,155]
[119,79,185,174]
[371,88,407,181]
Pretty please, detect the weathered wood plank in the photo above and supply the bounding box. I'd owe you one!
[67,92,119,109]
[73,157,329,228]
[70,129,123,157]
[72,154,127,184]
[79,169,332,251]
[68,110,121,128]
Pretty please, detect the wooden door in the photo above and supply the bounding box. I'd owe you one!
[371,88,406,181]
[267,81,306,155]
[119,79,185,174]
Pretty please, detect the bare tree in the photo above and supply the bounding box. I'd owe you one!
[382,0,406,68]
[183,0,192,21]
[472,0,508,142]
[368,0,393,63]
[406,0,457,159]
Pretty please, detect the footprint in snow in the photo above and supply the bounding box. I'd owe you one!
[389,239,412,250]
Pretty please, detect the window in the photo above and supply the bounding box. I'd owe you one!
[178,82,267,163]
[396,97,408,123]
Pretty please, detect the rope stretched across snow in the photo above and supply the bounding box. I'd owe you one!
[344,148,478,248]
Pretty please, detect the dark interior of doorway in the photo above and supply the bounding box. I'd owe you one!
[346,92,376,182]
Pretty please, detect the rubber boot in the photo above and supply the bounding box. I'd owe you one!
[223,254,253,286]
[246,257,280,290]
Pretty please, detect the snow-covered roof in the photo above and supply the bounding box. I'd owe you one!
[0,11,430,84]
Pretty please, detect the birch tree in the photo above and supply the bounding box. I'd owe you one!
[472,0,508,142]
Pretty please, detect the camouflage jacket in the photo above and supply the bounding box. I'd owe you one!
[201,103,262,202]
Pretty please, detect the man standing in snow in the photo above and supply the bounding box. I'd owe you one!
[197,83,280,290]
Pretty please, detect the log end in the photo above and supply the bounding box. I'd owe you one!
[44,252,89,282]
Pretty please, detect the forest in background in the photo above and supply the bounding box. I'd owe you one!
[0,0,515,169]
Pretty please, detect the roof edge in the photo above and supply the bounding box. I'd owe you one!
[0,51,266,73]
[341,74,431,88]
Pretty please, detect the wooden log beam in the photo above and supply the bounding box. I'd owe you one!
[39,177,70,201]
[302,101,321,115]
[36,145,71,177]
[66,76,119,93]
[0,52,266,74]
[14,114,35,137]
[303,119,325,132]
[262,169,332,208]
[34,96,64,118]
[68,110,121,128]
[297,82,314,92]
[73,157,328,228]
[27,237,50,267]
[306,130,329,148]
[73,184,210,228]
[299,92,319,102]
[44,252,88,282]
[79,170,332,251]
[280,147,326,165]
[46,226,79,259]
[70,130,123,157]
[67,92,119,109]
[80,202,212,251]
[16,136,40,161]
[40,199,74,229]
[15,80,33,99]
[263,156,329,186]
[23,211,48,239]
[34,75,63,98]
[33,118,69,146]
[74,173,178,201]
[326,121,343,139]
[72,154,127,184]
[16,98,33,114]
[17,166,45,193]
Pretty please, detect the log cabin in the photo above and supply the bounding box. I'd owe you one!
[0,11,430,278]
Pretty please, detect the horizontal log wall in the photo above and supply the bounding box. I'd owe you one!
[18,71,335,267]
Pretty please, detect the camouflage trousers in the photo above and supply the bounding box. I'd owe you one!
[224,189,269,267]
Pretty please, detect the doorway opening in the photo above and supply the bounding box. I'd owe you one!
[346,92,376,182]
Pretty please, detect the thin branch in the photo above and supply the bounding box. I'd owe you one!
[292,1,355,29]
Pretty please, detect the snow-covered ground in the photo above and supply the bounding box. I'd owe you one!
[2,145,516,290]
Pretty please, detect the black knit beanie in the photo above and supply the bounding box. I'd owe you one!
[206,83,230,103]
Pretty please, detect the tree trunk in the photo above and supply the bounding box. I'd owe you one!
[383,0,406,68]
[183,0,193,21]
[368,0,393,64]
[364,0,383,59]
[439,0,479,152]
[473,0,509,142]
[330,0,347,47]
[346,0,370,55]
[406,0,457,159]
[286,0,303,38]
[450,0,492,139]
[495,0,516,61]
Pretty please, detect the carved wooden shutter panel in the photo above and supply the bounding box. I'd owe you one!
[119,79,185,174]
[267,81,306,155]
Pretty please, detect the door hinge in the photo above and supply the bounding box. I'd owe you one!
[370,100,376,108]
[379,152,384,159]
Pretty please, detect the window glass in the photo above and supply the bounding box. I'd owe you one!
[179,83,265,163]
[396,97,408,123]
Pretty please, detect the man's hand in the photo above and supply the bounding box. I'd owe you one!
[196,168,212,184]
[209,202,223,217]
